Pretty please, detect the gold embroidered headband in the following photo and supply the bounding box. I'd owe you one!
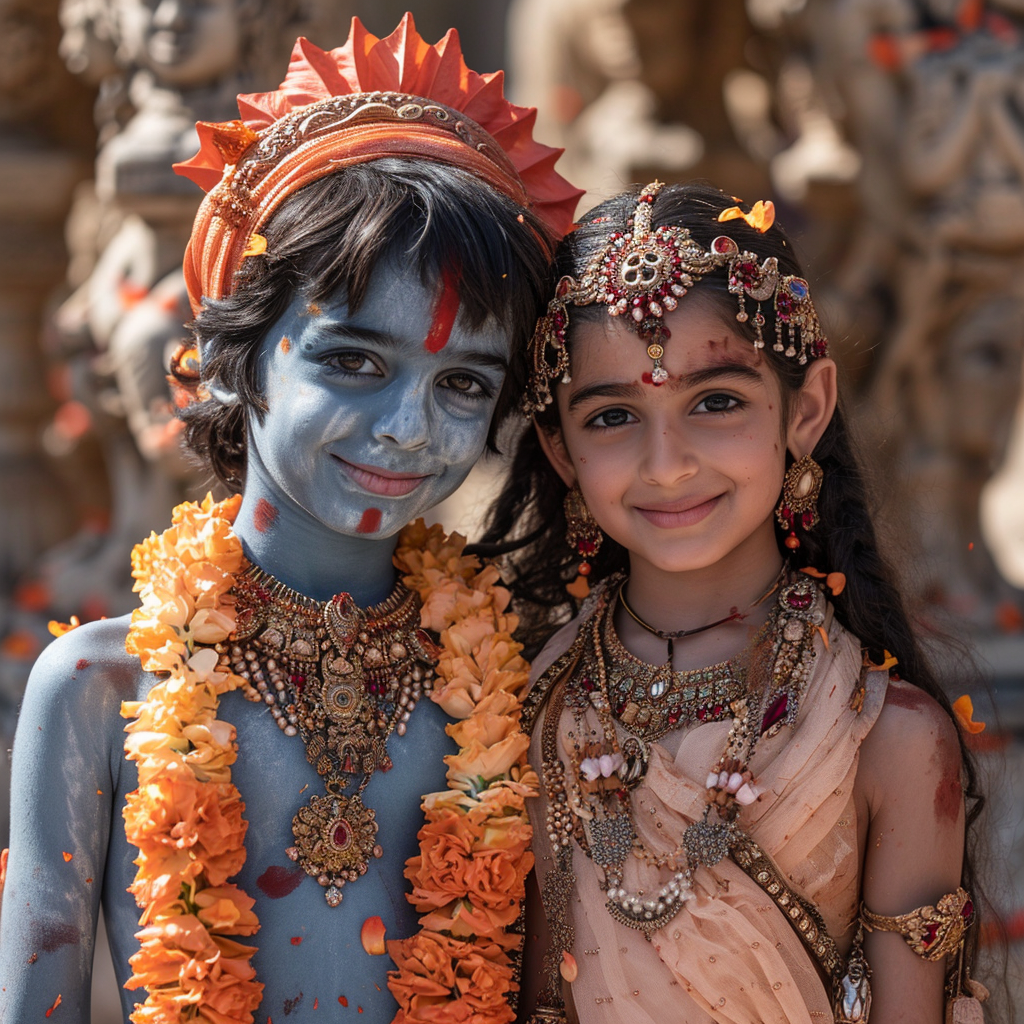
[524,181,828,414]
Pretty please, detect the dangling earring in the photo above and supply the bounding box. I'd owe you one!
[775,454,823,551]
[564,483,603,597]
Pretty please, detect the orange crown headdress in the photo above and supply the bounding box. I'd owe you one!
[175,13,583,314]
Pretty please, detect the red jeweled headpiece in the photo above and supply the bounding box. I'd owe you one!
[175,13,584,314]
[524,181,828,414]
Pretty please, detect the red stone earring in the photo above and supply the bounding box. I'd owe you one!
[775,454,823,550]
[564,483,603,596]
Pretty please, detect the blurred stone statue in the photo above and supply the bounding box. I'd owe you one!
[810,0,1024,621]
[40,0,351,622]
[508,0,773,201]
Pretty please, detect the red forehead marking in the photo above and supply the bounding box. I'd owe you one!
[424,267,461,353]
[357,507,382,534]
[641,372,666,386]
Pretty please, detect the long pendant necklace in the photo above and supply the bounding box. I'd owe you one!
[213,564,440,906]
[542,569,823,939]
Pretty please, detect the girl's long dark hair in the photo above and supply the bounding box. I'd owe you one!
[478,180,985,969]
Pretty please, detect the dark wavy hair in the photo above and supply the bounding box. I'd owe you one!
[173,158,556,491]
[477,180,985,968]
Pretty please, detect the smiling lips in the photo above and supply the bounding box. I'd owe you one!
[334,457,431,497]
[635,495,720,529]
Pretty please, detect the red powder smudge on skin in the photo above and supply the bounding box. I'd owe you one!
[357,508,382,534]
[257,865,304,899]
[358,1008,363,1014]
[290,936,303,945]
[33,922,79,953]
[280,336,291,354]
[424,268,460,353]
[932,735,963,825]
[75,659,90,670]
[253,498,278,534]
[885,685,932,712]
[339,996,348,1007]
[642,372,653,384]
[314,999,318,1010]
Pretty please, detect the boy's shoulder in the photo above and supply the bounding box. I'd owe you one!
[23,613,144,713]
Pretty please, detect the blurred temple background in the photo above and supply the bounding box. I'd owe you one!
[3,0,1024,1014]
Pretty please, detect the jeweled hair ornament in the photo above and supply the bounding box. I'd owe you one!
[175,14,584,314]
[524,182,828,414]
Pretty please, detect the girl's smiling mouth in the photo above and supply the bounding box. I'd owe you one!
[633,495,721,529]
[333,457,432,497]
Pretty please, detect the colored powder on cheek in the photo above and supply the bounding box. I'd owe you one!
[280,336,291,354]
[253,498,279,534]
[76,659,90,670]
[423,267,460,353]
[256,864,304,899]
[357,508,382,534]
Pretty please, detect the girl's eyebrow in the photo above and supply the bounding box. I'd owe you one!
[567,360,764,411]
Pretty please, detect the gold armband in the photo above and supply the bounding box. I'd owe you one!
[860,888,973,961]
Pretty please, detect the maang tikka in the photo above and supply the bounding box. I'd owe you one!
[524,181,829,414]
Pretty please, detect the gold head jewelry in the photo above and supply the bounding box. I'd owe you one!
[524,181,829,414]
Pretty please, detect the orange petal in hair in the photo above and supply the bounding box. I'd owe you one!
[566,575,590,601]
[718,200,775,233]
[242,233,268,258]
[360,915,386,955]
[559,951,578,982]
[864,649,898,672]
[953,695,986,735]
[800,567,846,596]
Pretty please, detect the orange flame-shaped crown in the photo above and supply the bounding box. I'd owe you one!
[176,13,583,312]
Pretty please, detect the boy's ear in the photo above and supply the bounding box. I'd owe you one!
[786,357,837,459]
[205,380,241,407]
[534,421,576,488]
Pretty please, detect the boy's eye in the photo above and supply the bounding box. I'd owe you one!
[588,407,635,428]
[328,351,381,376]
[694,393,740,413]
[441,373,489,398]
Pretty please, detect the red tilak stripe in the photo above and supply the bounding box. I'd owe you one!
[423,267,460,353]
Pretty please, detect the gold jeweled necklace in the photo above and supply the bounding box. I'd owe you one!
[213,564,440,906]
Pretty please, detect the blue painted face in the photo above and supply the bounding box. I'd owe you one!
[243,255,512,541]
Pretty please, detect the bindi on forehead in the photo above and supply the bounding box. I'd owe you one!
[423,267,461,354]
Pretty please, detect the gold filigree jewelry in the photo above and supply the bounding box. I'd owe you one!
[600,595,749,742]
[776,454,824,551]
[215,564,438,906]
[563,483,603,592]
[861,887,974,962]
[524,181,829,413]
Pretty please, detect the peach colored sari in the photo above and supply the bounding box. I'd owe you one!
[527,602,888,1024]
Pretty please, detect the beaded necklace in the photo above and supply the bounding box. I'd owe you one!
[212,564,438,906]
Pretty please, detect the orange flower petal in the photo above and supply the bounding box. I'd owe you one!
[48,616,81,638]
[62,851,73,862]
[559,951,578,982]
[242,233,267,258]
[566,575,590,600]
[46,994,62,1018]
[864,649,898,672]
[826,572,846,596]
[718,200,776,233]
[953,695,986,735]
[361,915,386,955]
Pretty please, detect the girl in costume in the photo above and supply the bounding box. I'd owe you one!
[0,17,580,1024]
[482,181,985,1024]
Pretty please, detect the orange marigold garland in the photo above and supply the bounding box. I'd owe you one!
[388,522,538,1024]
[122,501,536,1024]
[122,494,262,1023]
